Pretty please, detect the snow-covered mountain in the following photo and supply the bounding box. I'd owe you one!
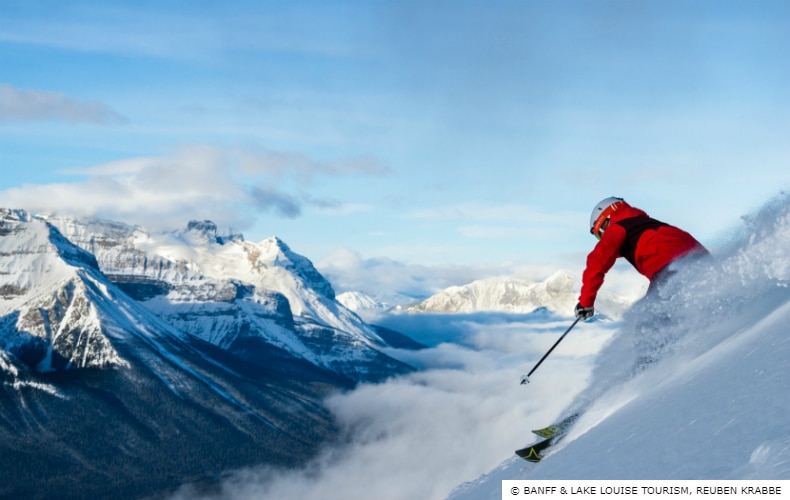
[406,271,632,317]
[0,209,127,370]
[336,290,406,323]
[42,214,413,382]
[449,194,790,497]
[0,208,349,498]
[0,209,422,498]
[337,290,388,313]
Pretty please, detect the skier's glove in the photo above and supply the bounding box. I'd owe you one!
[575,302,594,320]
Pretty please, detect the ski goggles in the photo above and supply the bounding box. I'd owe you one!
[591,220,608,240]
[590,203,620,240]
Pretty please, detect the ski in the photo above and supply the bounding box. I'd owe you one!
[516,413,581,462]
[515,438,553,462]
[532,424,562,439]
[532,412,580,439]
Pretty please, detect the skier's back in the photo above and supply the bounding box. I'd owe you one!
[575,197,708,320]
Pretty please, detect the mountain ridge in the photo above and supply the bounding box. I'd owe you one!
[353,271,634,319]
[0,208,414,498]
[41,211,413,382]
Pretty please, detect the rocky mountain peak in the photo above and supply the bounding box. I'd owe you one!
[183,219,243,245]
[186,219,218,237]
[0,208,100,273]
[257,236,336,300]
[0,212,127,369]
[1,208,33,223]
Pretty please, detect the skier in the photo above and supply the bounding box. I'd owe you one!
[574,197,708,321]
[517,198,710,462]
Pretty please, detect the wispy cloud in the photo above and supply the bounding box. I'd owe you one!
[405,203,580,224]
[456,225,519,239]
[401,203,584,246]
[0,84,126,124]
[559,164,679,189]
[0,144,389,231]
[318,247,452,300]
[0,7,221,61]
[236,147,391,182]
[0,4,372,62]
[247,185,302,218]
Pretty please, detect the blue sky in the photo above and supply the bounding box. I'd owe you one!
[2,1,789,295]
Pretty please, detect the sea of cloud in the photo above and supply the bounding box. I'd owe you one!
[171,310,618,500]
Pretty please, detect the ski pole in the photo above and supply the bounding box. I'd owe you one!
[520,317,582,384]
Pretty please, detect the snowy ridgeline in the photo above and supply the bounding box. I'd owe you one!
[0,209,412,383]
[406,273,581,315]
[338,272,638,322]
[449,194,790,496]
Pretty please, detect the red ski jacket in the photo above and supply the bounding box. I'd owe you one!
[578,204,707,308]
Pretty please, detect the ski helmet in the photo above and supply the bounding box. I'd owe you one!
[589,197,625,239]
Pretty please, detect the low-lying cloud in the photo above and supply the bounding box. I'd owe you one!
[170,312,616,500]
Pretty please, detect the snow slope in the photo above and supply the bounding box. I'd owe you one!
[450,194,790,497]
[337,290,392,315]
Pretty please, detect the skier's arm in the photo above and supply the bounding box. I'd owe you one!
[578,225,626,308]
